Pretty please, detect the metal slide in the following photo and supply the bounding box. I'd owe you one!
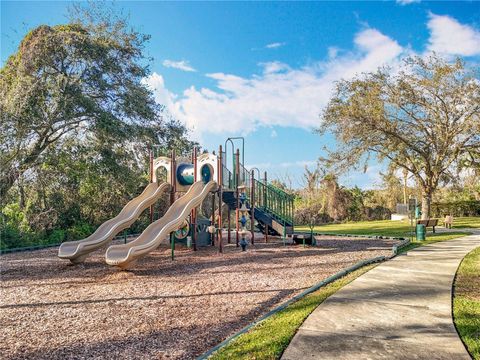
[105,180,217,269]
[58,182,170,264]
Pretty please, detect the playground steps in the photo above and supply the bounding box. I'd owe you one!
[221,190,293,236]
[254,207,294,236]
[221,190,237,210]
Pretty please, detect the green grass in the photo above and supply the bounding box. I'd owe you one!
[452,217,480,229]
[209,264,377,360]
[454,246,480,359]
[296,217,479,238]
[297,218,474,254]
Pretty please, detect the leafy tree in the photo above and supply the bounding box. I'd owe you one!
[318,55,480,218]
[0,5,196,249]
[0,6,172,203]
[347,186,366,221]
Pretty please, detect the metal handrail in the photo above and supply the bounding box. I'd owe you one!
[253,178,294,225]
[222,165,234,190]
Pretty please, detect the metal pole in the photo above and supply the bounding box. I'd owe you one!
[225,138,235,175]
[250,169,255,245]
[224,137,245,170]
[211,192,216,246]
[235,148,240,247]
[251,167,261,180]
[192,147,197,251]
[227,208,231,243]
[218,145,223,253]
[170,149,176,206]
[170,232,175,260]
[149,147,154,224]
[264,171,268,243]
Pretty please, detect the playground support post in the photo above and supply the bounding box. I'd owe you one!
[218,145,223,253]
[235,148,240,247]
[170,232,175,260]
[264,171,268,243]
[149,148,154,224]
[192,147,198,251]
[227,208,231,243]
[170,149,176,206]
[211,192,216,246]
[250,169,255,245]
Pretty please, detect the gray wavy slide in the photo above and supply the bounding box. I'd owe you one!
[58,182,170,264]
[106,180,217,269]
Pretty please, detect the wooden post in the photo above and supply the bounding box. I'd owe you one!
[235,148,240,247]
[218,145,223,253]
[192,147,197,251]
[250,169,255,245]
[149,147,154,223]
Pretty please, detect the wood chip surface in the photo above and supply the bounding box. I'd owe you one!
[1,234,397,359]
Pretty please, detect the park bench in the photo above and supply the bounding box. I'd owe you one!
[416,219,439,233]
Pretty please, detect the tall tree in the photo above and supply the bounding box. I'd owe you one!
[318,55,480,218]
[0,6,171,203]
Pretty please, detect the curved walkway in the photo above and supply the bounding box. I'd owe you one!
[282,233,480,360]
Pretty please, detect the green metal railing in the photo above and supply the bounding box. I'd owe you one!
[239,163,252,188]
[220,158,294,225]
[253,179,294,225]
[222,165,234,190]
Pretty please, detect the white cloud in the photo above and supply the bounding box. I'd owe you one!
[246,160,317,170]
[149,27,403,136]
[265,42,286,49]
[427,13,480,56]
[162,59,196,72]
[270,129,278,138]
[261,61,290,74]
[328,47,339,59]
[145,16,478,140]
[281,160,317,168]
[142,73,178,113]
[396,0,420,5]
[341,164,386,189]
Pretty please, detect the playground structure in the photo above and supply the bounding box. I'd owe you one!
[58,138,295,268]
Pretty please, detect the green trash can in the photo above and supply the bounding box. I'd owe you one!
[416,224,426,241]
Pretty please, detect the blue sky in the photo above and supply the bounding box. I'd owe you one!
[2,1,480,188]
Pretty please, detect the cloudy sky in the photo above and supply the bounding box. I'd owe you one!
[2,1,480,188]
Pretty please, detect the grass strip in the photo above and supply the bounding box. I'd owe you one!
[453,246,480,359]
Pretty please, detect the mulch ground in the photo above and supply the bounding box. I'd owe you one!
[0,235,397,359]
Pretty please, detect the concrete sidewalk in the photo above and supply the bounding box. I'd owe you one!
[281,234,480,360]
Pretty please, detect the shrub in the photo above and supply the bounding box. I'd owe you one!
[66,223,94,241]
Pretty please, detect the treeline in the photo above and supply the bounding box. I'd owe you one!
[287,165,480,226]
[0,6,196,250]
[0,137,192,250]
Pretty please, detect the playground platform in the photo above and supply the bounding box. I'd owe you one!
[282,233,480,360]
